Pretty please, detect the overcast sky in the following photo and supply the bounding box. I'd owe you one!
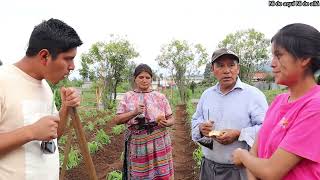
[0,0,319,78]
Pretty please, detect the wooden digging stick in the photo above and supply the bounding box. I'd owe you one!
[69,107,98,180]
[59,125,73,180]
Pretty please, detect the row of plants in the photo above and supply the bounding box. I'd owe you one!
[58,108,116,170]
[185,96,203,170]
[106,150,125,179]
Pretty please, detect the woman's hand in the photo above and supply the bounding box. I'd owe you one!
[232,148,248,166]
[156,114,173,127]
[134,104,145,115]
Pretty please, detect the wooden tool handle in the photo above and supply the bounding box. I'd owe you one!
[69,107,98,180]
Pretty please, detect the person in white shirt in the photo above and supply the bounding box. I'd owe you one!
[0,18,82,180]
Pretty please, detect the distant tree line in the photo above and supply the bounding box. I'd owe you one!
[79,29,271,108]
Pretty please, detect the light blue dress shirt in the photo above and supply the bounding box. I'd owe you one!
[191,78,268,164]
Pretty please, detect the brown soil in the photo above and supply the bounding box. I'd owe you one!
[63,105,199,180]
[172,104,199,180]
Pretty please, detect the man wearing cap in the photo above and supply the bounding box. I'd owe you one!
[191,48,268,179]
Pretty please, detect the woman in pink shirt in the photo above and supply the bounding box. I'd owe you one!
[232,23,320,180]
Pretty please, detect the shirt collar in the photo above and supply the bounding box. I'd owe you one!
[213,77,244,94]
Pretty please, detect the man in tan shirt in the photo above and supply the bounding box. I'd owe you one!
[0,18,82,180]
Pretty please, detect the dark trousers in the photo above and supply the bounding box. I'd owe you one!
[200,157,245,180]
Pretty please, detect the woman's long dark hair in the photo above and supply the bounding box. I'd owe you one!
[271,23,320,75]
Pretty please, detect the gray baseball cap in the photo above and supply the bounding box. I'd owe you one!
[211,48,239,63]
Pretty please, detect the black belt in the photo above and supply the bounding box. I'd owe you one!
[201,157,243,180]
[129,122,159,134]
[203,157,238,169]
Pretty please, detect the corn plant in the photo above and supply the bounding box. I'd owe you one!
[112,125,126,135]
[103,114,115,122]
[85,121,95,132]
[91,109,98,117]
[96,118,107,126]
[95,129,111,145]
[84,109,98,118]
[192,146,203,169]
[59,153,65,167]
[107,170,122,180]
[84,111,92,118]
[88,141,102,154]
[60,147,82,170]
[186,100,196,123]
[58,135,67,146]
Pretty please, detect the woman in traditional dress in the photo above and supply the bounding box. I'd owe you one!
[114,64,174,180]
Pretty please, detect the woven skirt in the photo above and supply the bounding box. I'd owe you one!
[124,126,174,180]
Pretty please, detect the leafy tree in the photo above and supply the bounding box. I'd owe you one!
[156,40,208,104]
[203,63,212,79]
[80,35,139,109]
[79,58,90,81]
[218,29,270,82]
[0,59,2,66]
[201,63,217,86]
[106,37,139,102]
[123,61,136,90]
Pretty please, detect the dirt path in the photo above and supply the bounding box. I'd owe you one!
[171,105,199,180]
